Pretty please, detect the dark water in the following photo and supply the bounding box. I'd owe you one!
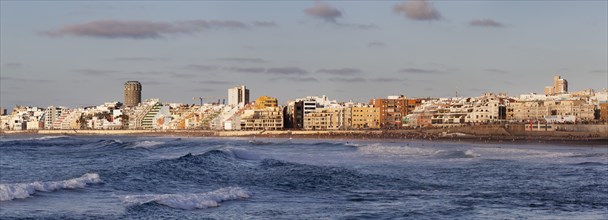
[1,135,607,219]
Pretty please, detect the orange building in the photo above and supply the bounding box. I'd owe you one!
[600,102,608,122]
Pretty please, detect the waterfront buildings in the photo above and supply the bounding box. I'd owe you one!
[254,96,278,109]
[600,102,608,122]
[124,81,142,108]
[545,76,568,96]
[228,85,250,107]
[370,95,410,129]
[240,106,284,130]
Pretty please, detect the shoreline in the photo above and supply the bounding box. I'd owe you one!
[2,129,607,146]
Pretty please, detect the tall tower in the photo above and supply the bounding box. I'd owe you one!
[124,81,142,108]
[228,85,250,107]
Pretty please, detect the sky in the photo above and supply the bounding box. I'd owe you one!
[1,0,607,108]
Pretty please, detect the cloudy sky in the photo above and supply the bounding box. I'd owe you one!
[1,0,607,108]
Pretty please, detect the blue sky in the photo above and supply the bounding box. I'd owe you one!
[1,0,607,108]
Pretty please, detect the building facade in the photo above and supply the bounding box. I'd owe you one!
[228,85,250,107]
[124,81,142,108]
[240,107,284,130]
[370,96,409,129]
[544,76,568,96]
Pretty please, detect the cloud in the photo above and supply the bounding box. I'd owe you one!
[270,76,318,82]
[128,71,171,75]
[398,68,444,74]
[227,67,266,73]
[252,21,278,27]
[216,57,266,63]
[368,41,386,47]
[590,69,607,74]
[190,88,216,92]
[370,77,406,82]
[266,67,308,75]
[42,19,259,39]
[394,0,441,21]
[186,64,219,71]
[336,23,378,29]
[328,77,366,82]
[72,69,118,76]
[316,68,362,76]
[470,19,505,27]
[109,57,169,62]
[0,76,53,83]
[200,80,233,85]
[4,62,23,68]
[485,68,508,74]
[305,2,342,22]
[170,73,197,78]
[138,79,166,85]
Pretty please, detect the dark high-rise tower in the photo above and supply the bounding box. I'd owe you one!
[124,81,142,108]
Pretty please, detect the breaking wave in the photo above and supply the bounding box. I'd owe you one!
[434,149,480,158]
[0,173,102,201]
[358,144,438,156]
[122,187,250,210]
[357,144,479,159]
[129,141,164,149]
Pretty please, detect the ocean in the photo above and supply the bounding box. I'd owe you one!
[0,135,606,219]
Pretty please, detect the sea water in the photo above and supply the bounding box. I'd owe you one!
[0,136,606,219]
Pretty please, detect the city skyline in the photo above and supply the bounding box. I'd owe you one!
[1,1,607,108]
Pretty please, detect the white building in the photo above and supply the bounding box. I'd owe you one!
[228,85,250,107]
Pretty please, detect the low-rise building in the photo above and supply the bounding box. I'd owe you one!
[240,106,283,130]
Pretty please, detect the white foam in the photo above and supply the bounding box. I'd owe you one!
[0,173,102,202]
[122,187,250,210]
[358,144,438,156]
[434,149,480,158]
[130,141,164,149]
[473,147,576,158]
[34,135,68,140]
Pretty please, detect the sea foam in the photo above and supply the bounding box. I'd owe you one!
[122,187,250,210]
[0,173,102,201]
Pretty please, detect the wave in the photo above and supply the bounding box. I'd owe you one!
[34,135,69,141]
[472,147,577,158]
[122,187,250,210]
[0,173,101,202]
[572,162,607,166]
[129,141,164,149]
[358,144,479,159]
[569,153,608,158]
[0,135,69,143]
[434,149,480,158]
[178,147,261,161]
[358,144,438,156]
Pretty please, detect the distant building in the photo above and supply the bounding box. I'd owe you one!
[124,81,142,108]
[600,102,608,122]
[346,106,380,129]
[284,95,339,129]
[228,85,250,107]
[370,95,416,129]
[240,107,284,130]
[254,96,278,109]
[544,76,568,96]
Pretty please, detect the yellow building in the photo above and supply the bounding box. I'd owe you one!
[254,96,278,109]
[348,106,380,129]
